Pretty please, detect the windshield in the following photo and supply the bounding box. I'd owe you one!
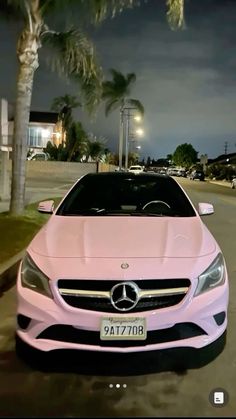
[56,173,196,217]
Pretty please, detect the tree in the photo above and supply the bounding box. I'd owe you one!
[102,69,144,169]
[3,1,105,214]
[172,143,198,168]
[43,141,58,160]
[1,0,185,214]
[86,134,106,162]
[102,70,144,116]
[51,94,81,139]
[67,122,88,162]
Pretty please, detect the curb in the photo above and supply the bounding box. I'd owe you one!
[0,250,25,294]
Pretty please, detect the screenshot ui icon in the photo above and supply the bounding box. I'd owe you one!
[209,388,229,407]
[213,391,224,405]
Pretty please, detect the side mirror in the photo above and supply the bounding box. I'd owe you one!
[38,200,54,214]
[198,203,214,216]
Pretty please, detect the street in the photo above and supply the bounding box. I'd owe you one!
[0,177,236,417]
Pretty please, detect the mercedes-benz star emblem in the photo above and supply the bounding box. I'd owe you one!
[121,263,129,269]
[110,282,140,311]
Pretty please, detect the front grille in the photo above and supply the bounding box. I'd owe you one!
[57,279,190,313]
[60,295,185,312]
[37,323,206,347]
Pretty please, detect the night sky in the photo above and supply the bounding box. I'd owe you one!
[1,0,236,159]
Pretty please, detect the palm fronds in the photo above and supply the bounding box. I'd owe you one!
[104,99,120,116]
[102,69,141,116]
[127,99,144,115]
[43,27,103,112]
[83,0,140,23]
[42,28,96,77]
[51,94,81,113]
[166,0,185,30]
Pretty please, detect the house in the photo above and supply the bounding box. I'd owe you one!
[0,98,64,152]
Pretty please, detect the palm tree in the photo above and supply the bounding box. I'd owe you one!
[102,69,144,169]
[102,70,144,116]
[86,134,106,162]
[67,122,88,162]
[51,94,81,141]
[1,0,184,214]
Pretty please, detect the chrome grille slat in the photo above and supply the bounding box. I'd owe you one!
[57,279,190,312]
[59,287,188,298]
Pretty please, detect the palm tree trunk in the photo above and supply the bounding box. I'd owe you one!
[10,32,39,215]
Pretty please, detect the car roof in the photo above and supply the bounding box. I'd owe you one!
[83,172,170,180]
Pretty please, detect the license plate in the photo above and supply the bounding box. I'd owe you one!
[100,317,146,340]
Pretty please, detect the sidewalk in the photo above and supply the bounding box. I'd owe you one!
[207,179,232,188]
[0,186,67,213]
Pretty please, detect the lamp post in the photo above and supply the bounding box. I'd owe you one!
[123,109,143,170]
[124,108,131,170]
[118,106,124,171]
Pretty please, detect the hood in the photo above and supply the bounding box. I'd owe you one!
[29,215,216,259]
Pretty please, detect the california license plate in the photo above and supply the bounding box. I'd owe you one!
[100,317,146,340]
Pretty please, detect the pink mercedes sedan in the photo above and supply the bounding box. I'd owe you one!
[16,172,229,366]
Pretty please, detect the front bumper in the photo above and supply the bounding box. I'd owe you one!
[16,270,229,354]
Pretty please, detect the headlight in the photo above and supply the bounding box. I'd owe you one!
[21,253,52,298]
[194,253,225,296]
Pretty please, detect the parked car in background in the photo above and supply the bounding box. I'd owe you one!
[16,172,228,369]
[27,152,49,161]
[177,169,187,177]
[128,165,143,174]
[231,177,236,189]
[189,170,205,181]
[167,167,179,176]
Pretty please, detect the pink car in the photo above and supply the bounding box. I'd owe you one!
[16,172,229,367]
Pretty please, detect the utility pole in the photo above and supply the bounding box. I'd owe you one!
[118,107,124,171]
[125,108,130,170]
[224,141,228,155]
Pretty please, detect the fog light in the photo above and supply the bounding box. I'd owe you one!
[213,312,226,326]
[17,314,31,329]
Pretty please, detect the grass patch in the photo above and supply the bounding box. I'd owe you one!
[0,197,62,265]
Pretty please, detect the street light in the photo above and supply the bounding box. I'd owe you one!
[118,97,144,170]
[124,110,144,170]
[136,128,144,136]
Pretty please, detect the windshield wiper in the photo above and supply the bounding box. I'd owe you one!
[63,208,124,216]
[62,209,182,217]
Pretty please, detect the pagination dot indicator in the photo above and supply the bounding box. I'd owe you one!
[108,383,127,389]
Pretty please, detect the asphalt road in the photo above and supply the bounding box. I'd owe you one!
[0,177,236,417]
